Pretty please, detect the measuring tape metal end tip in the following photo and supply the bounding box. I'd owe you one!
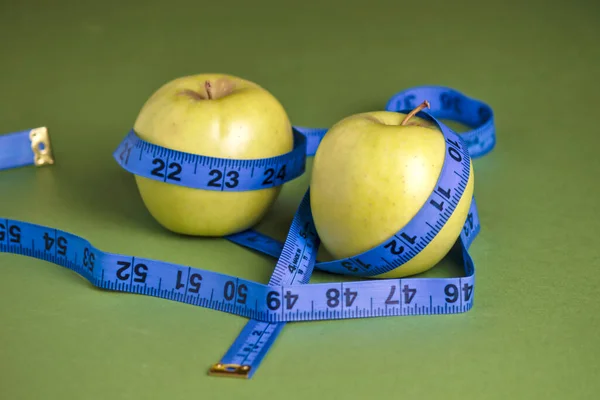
[208,363,251,378]
[1,85,495,380]
[29,126,54,167]
[0,126,55,171]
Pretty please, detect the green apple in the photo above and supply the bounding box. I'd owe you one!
[309,102,474,278]
[132,73,294,236]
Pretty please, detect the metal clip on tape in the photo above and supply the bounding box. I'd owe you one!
[0,85,495,379]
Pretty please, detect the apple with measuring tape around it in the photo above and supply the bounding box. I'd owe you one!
[132,73,294,236]
[309,102,474,278]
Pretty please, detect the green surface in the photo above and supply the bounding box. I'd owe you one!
[1,0,599,398]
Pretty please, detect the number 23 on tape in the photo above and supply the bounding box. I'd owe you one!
[0,85,495,379]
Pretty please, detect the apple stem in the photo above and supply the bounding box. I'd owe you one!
[205,81,213,100]
[401,100,431,126]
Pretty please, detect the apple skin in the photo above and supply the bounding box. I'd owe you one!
[309,111,474,278]
[132,73,294,237]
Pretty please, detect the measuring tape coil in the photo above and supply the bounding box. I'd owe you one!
[0,85,495,378]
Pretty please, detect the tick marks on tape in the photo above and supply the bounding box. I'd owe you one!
[0,78,495,379]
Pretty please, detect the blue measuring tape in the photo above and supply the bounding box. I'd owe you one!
[115,128,308,191]
[0,85,495,379]
[0,126,54,170]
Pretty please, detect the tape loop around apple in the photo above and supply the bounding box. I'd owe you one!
[0,85,496,379]
[112,127,308,192]
[305,110,473,277]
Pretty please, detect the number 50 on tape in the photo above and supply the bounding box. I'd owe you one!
[0,85,495,378]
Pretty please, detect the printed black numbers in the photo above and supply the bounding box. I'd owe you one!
[463,283,473,301]
[446,138,463,163]
[341,259,370,272]
[445,283,473,303]
[430,185,452,212]
[284,291,299,310]
[262,165,287,185]
[9,225,20,243]
[266,290,299,311]
[325,287,357,308]
[344,288,358,307]
[225,171,240,188]
[384,284,416,305]
[223,281,234,300]
[445,284,459,303]
[266,291,281,310]
[355,259,370,270]
[341,261,358,272]
[43,232,53,250]
[440,92,462,115]
[83,247,95,272]
[262,169,274,185]
[436,186,452,199]
[402,285,417,304]
[223,280,248,304]
[208,169,222,187]
[326,288,340,308]
[175,270,202,293]
[116,260,149,283]
[167,163,182,181]
[384,232,417,256]
[150,158,182,181]
[42,232,67,255]
[385,285,400,305]
[57,237,67,255]
[401,232,417,244]
[384,239,404,255]
[207,169,239,189]
[0,223,21,244]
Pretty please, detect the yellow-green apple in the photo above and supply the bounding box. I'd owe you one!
[309,102,474,278]
[132,73,294,236]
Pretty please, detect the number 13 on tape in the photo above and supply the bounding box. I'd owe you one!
[0,85,495,379]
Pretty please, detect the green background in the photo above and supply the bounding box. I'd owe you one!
[1,0,599,398]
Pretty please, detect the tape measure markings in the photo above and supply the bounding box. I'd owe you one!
[212,86,491,377]
[0,209,475,324]
[1,85,494,379]
[385,86,495,158]
[210,181,477,377]
[212,191,319,377]
[114,128,308,192]
[311,111,472,277]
